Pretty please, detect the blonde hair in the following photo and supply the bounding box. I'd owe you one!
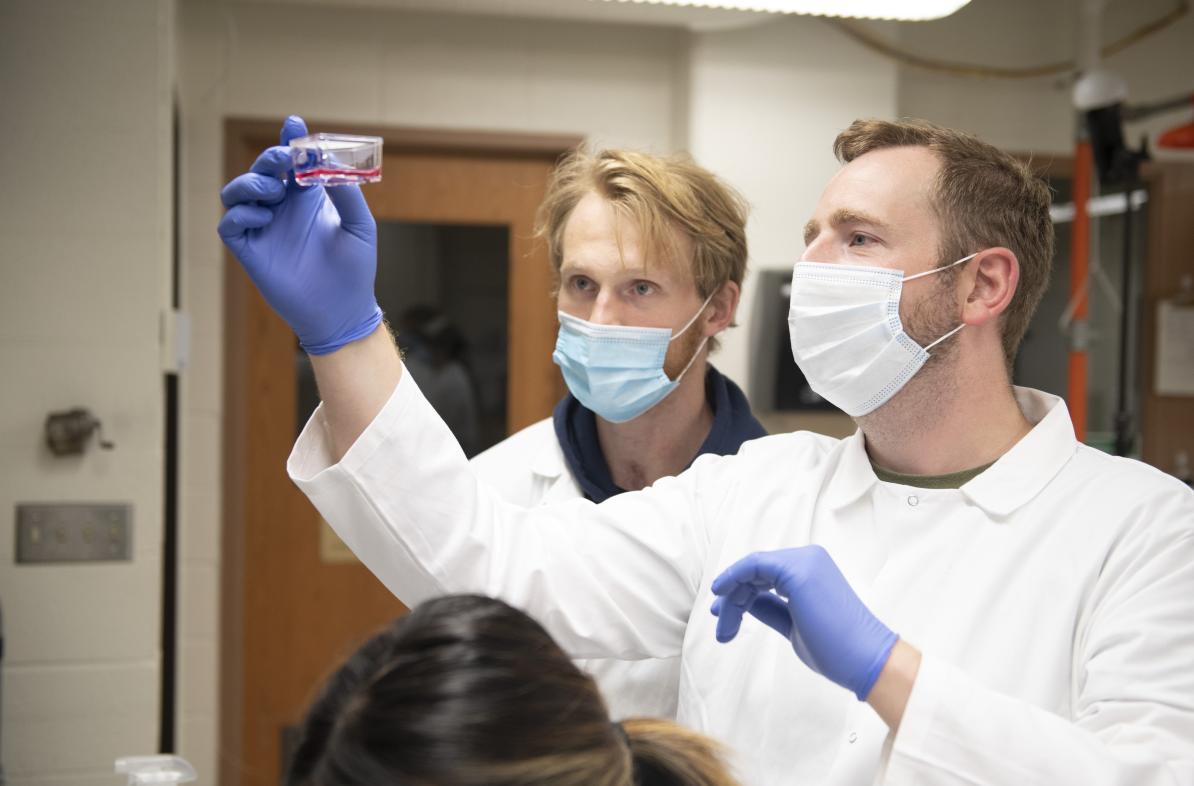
[536,148,750,350]
[833,118,1054,368]
[622,718,741,786]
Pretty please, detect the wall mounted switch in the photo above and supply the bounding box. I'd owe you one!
[15,503,132,563]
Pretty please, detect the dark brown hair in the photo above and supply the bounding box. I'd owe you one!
[285,595,740,786]
[834,118,1055,367]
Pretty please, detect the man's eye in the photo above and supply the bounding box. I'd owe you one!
[572,276,593,291]
[633,282,655,296]
[849,233,872,247]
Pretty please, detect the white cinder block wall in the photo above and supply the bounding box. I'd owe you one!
[0,1,174,784]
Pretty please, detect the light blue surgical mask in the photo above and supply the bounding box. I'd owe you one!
[552,296,713,423]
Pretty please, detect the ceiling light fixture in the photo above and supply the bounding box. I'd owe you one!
[595,0,971,21]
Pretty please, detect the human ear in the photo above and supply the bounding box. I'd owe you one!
[961,248,1018,327]
[706,281,740,336]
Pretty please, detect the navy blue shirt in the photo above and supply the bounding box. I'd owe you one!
[552,366,768,503]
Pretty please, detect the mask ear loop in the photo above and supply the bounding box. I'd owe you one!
[923,322,966,352]
[904,252,980,352]
[669,291,718,343]
[671,335,710,382]
[668,290,718,382]
[902,251,980,283]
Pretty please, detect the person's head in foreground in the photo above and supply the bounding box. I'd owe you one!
[285,594,741,786]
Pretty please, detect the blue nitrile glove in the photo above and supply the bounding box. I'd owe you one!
[710,546,899,701]
[217,115,382,355]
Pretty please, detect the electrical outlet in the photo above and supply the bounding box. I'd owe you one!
[15,503,132,563]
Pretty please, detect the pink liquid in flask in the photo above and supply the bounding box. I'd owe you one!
[293,166,382,186]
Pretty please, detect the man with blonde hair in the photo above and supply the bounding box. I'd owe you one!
[470,147,766,719]
[220,116,1194,785]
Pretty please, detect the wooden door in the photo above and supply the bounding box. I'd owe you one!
[220,120,579,786]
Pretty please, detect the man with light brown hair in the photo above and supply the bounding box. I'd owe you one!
[221,115,1194,785]
[469,148,766,720]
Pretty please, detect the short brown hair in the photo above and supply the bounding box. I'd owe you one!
[536,148,749,348]
[834,119,1054,367]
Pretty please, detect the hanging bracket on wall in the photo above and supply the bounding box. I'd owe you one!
[44,408,115,456]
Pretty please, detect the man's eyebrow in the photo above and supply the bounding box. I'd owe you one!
[829,208,890,233]
[803,209,891,247]
[803,219,819,246]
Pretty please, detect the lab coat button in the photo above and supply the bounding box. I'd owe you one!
[907,495,919,507]
[848,731,858,743]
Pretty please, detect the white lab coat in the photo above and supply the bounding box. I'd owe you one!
[469,417,684,720]
[289,370,1194,786]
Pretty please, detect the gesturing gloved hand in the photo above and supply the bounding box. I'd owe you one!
[217,115,382,355]
[710,545,898,701]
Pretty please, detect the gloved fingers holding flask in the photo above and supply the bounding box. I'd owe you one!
[217,115,382,356]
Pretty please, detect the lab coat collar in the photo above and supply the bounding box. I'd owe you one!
[821,429,876,510]
[960,387,1078,517]
[822,387,1078,518]
[529,431,567,482]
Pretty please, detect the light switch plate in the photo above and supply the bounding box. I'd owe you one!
[15,503,132,563]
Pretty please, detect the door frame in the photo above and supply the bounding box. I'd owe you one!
[219,118,581,786]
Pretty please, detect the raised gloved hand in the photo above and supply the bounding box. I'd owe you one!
[217,115,382,355]
[710,545,899,701]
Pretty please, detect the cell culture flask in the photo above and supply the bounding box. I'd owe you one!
[289,133,382,186]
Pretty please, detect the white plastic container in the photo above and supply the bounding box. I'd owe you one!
[115,755,197,785]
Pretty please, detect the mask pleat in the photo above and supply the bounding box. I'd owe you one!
[789,299,890,331]
[792,318,892,363]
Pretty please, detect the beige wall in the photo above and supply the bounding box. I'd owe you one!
[0,1,174,784]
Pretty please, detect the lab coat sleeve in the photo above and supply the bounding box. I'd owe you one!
[287,369,714,661]
[883,489,1194,785]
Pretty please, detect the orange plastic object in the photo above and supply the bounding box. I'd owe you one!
[1068,140,1092,441]
[1158,115,1194,149]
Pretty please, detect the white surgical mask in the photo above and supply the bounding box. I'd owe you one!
[786,253,978,417]
[552,295,713,423]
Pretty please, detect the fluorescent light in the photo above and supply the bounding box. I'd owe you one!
[595,0,971,21]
